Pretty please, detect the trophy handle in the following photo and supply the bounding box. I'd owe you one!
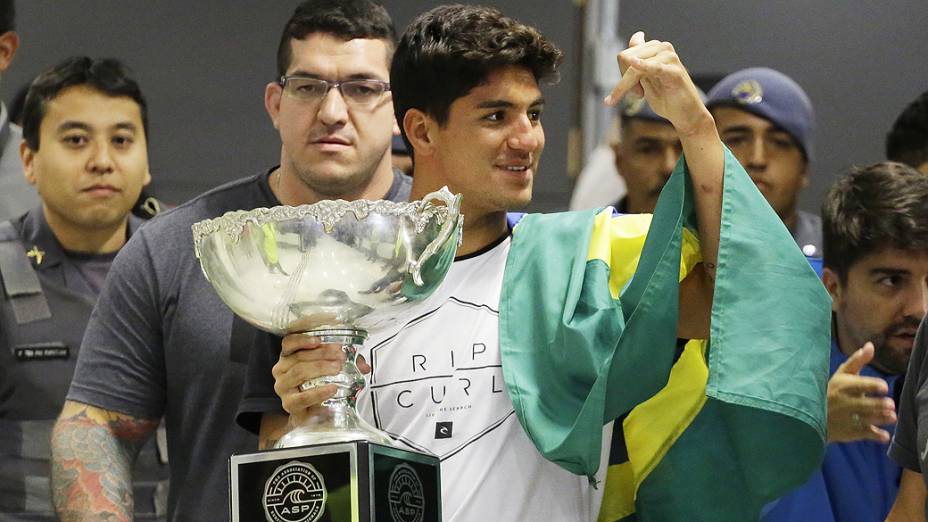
[410,187,462,286]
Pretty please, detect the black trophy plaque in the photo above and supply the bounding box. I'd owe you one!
[230,441,441,522]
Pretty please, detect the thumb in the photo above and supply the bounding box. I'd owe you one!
[836,342,874,376]
[358,354,372,375]
[629,30,646,47]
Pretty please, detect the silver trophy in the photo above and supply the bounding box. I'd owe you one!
[193,187,461,447]
[193,188,460,521]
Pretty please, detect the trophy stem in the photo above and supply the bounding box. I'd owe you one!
[275,329,398,449]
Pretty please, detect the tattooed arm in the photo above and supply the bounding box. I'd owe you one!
[50,400,159,522]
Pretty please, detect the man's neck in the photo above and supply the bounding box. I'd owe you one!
[457,209,509,256]
[625,193,656,214]
[781,207,799,233]
[410,181,507,257]
[272,157,394,206]
[44,206,128,254]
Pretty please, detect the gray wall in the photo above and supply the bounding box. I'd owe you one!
[618,0,928,214]
[8,2,927,214]
[6,1,577,212]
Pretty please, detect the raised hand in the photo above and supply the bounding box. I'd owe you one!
[826,342,897,443]
[605,31,710,138]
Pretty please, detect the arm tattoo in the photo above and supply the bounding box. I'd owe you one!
[51,400,159,522]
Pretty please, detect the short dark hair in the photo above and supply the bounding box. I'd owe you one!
[276,0,396,77]
[0,0,14,34]
[886,90,928,169]
[822,161,928,282]
[391,5,563,151]
[22,57,148,151]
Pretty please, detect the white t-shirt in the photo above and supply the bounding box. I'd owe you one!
[357,236,610,522]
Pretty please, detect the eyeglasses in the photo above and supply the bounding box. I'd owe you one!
[278,76,391,106]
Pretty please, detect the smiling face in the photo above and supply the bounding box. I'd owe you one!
[712,106,807,223]
[825,248,928,375]
[22,85,150,235]
[420,65,545,219]
[265,32,396,201]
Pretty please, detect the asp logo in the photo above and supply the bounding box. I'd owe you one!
[262,461,327,522]
[388,463,425,522]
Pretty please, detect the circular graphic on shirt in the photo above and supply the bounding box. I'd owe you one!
[262,461,327,522]
[388,463,425,522]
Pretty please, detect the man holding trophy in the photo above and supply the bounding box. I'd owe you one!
[50,1,410,520]
[239,4,831,521]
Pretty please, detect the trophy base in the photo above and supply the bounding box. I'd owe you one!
[230,440,441,522]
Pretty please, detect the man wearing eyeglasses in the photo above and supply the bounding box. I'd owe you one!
[49,1,407,521]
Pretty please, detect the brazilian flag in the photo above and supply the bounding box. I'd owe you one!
[498,148,830,520]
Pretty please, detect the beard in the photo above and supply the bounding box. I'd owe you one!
[869,316,922,375]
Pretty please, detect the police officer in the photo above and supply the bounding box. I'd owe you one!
[0,56,168,520]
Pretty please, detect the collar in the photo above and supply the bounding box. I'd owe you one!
[612,197,629,214]
[15,206,143,271]
[829,339,898,387]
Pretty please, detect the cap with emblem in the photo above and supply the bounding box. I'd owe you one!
[619,88,707,124]
[707,67,815,162]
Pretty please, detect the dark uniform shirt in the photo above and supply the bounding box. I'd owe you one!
[0,206,167,520]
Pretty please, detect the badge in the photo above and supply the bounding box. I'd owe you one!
[26,245,45,265]
[732,79,763,105]
[14,341,69,361]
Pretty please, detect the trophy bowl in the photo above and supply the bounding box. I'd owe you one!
[192,188,462,449]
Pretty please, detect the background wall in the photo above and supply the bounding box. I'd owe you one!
[618,0,928,213]
[6,1,577,211]
[6,2,928,214]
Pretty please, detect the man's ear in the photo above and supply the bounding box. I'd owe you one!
[264,82,283,130]
[20,140,36,186]
[0,31,19,73]
[403,108,435,157]
[822,267,841,313]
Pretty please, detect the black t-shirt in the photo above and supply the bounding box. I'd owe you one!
[889,318,928,517]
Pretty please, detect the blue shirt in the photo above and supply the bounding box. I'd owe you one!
[762,341,900,522]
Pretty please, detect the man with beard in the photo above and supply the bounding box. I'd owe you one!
[764,161,928,521]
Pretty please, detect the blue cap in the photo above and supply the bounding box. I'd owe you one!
[707,67,815,162]
[619,87,708,125]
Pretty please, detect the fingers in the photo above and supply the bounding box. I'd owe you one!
[281,333,322,357]
[358,354,372,375]
[863,425,892,444]
[605,38,682,106]
[273,347,344,390]
[281,384,337,416]
[605,72,641,106]
[839,374,890,397]
[826,367,897,443]
[835,342,875,376]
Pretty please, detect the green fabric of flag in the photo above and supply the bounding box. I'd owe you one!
[498,147,830,516]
